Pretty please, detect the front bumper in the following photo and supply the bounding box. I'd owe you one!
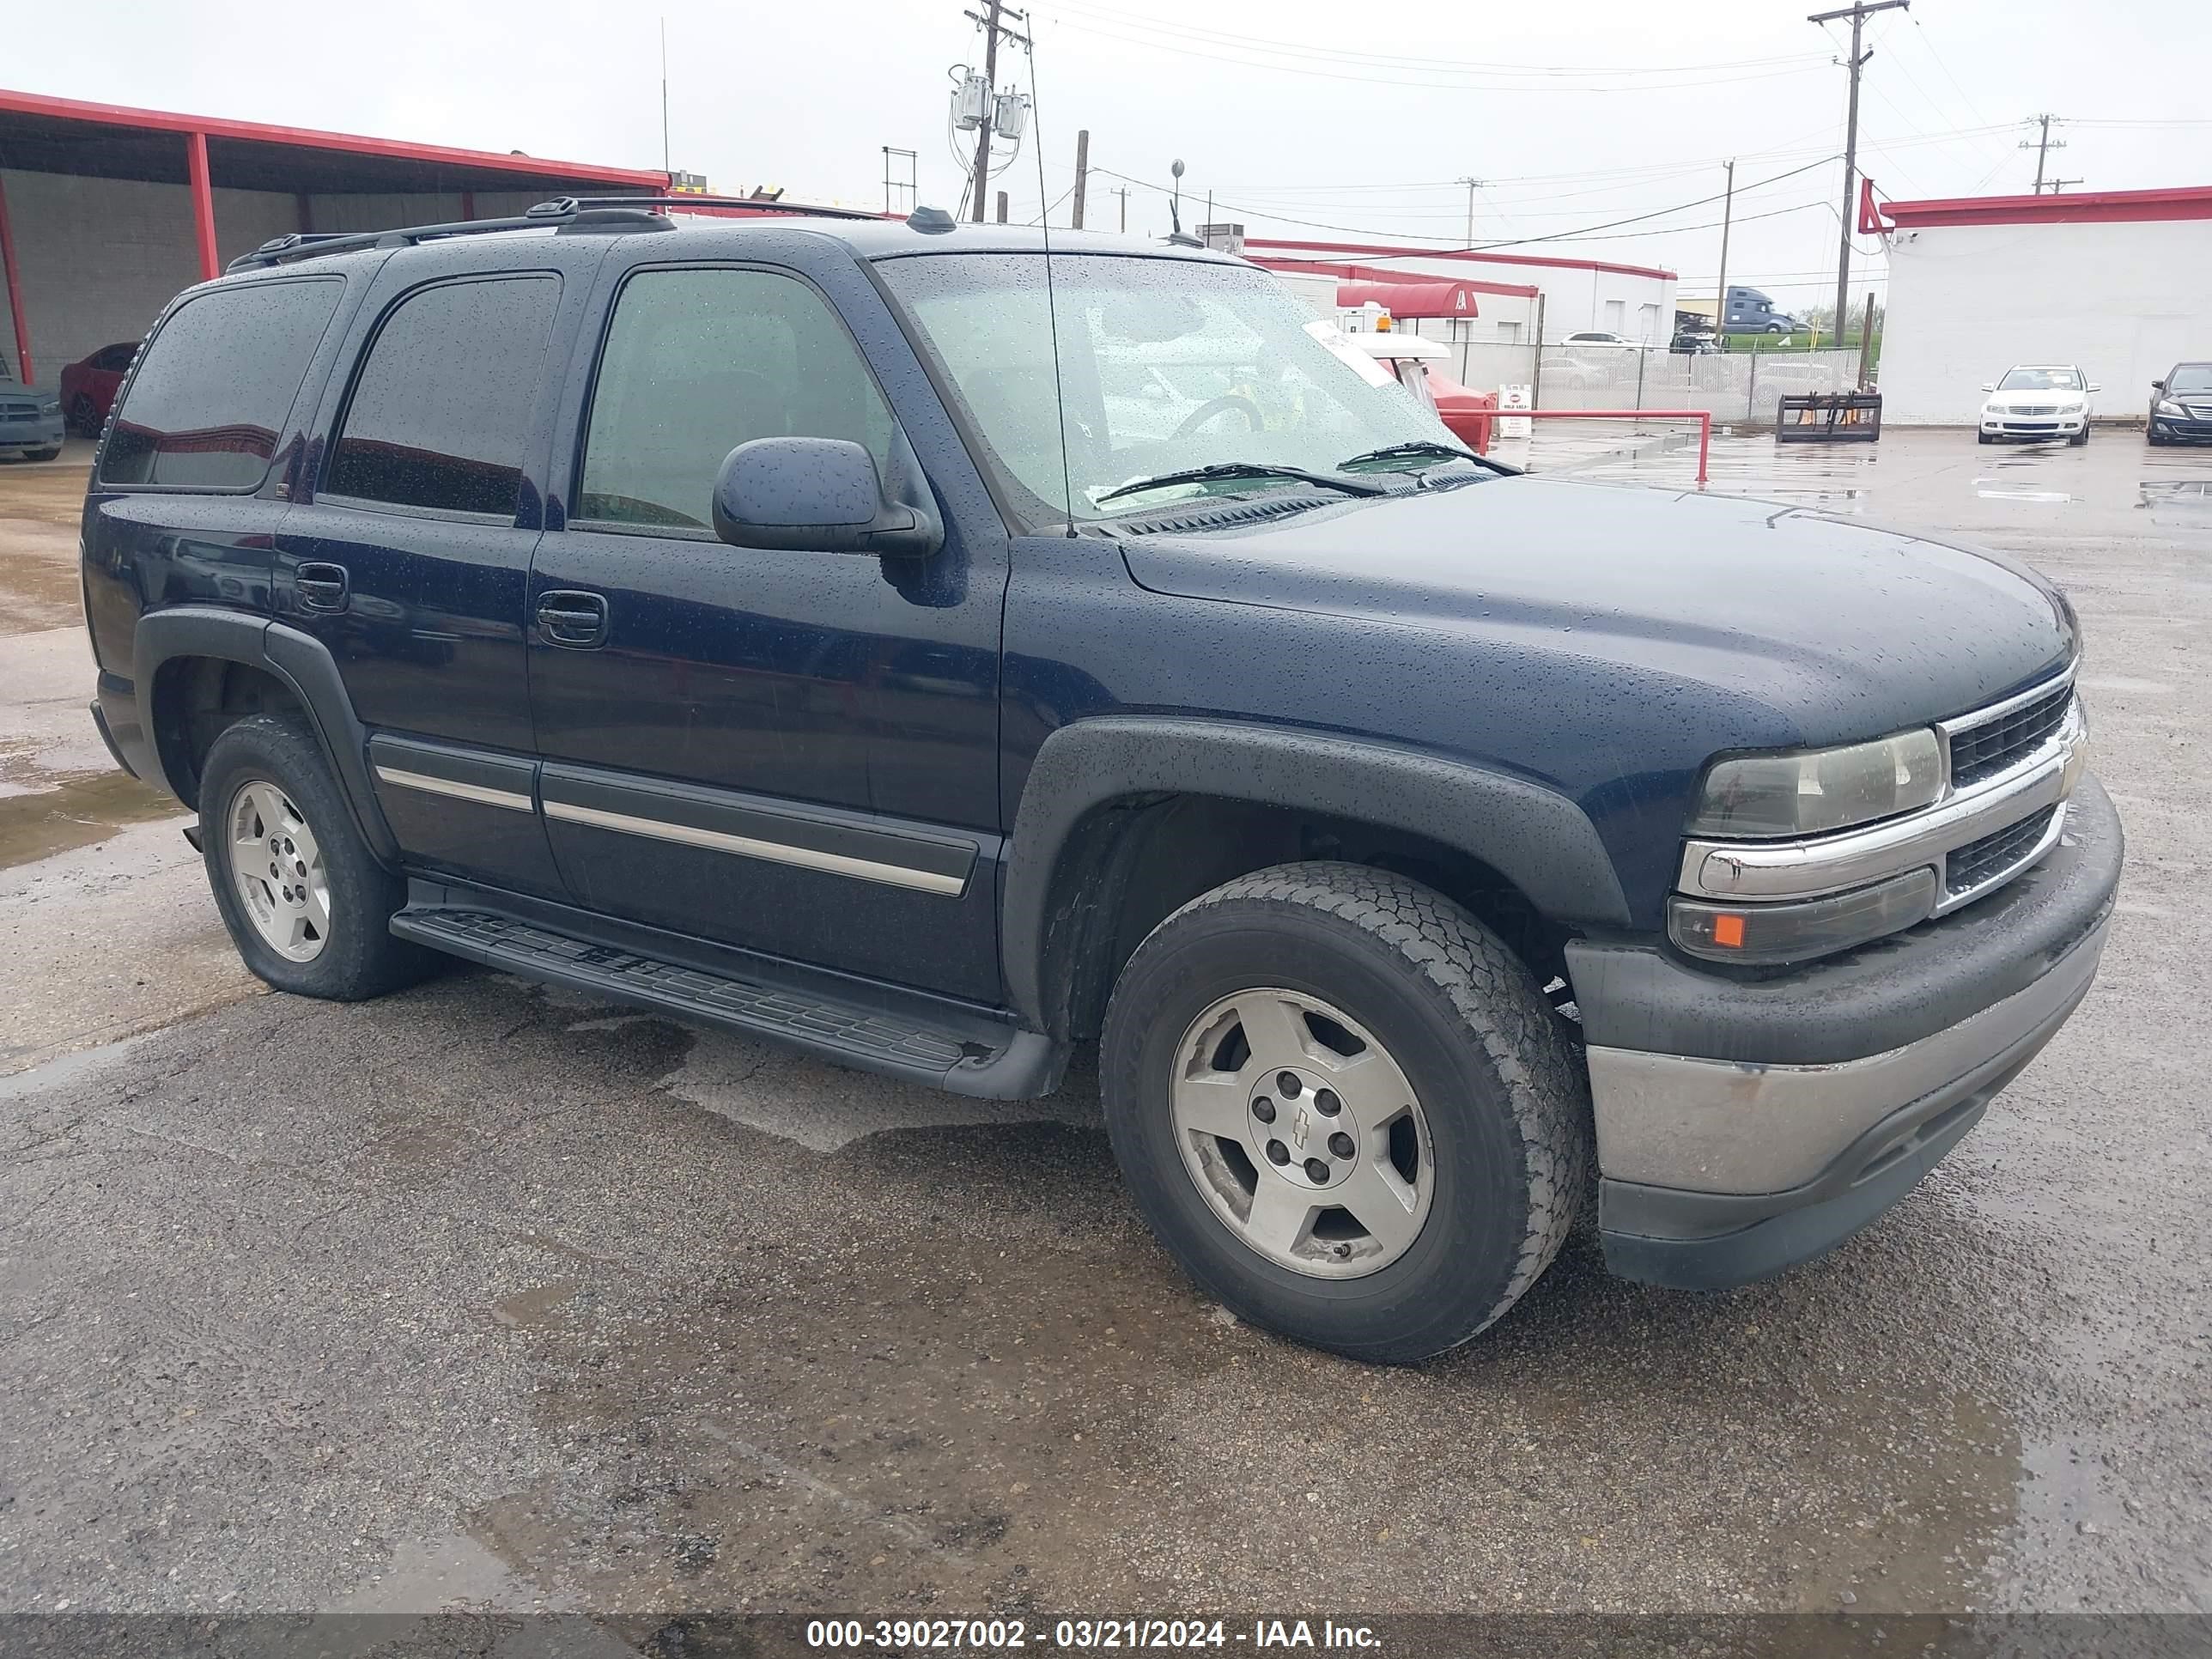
[1,411,65,451]
[2150,414,2212,442]
[1566,773,2123,1290]
[1981,413,2085,437]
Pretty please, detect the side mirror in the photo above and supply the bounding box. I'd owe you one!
[2087,383,2102,393]
[712,436,942,558]
[2152,380,2166,392]
[1980,382,1996,392]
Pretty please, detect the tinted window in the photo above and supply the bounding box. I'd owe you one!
[327,275,558,516]
[98,280,342,489]
[97,344,140,371]
[577,267,892,530]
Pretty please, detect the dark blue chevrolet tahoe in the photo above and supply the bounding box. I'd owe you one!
[78,200,2121,1362]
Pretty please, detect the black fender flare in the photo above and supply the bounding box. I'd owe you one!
[1001,716,1632,1032]
[133,606,398,863]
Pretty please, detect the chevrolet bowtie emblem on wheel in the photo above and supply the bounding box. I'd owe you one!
[1291,1106,1310,1151]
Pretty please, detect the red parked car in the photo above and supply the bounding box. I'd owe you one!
[58,343,140,437]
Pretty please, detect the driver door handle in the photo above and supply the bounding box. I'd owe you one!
[536,590,608,649]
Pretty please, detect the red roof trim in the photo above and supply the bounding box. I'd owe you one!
[0,86,669,188]
[1878,183,2212,229]
[1249,256,1540,301]
[1246,236,1674,283]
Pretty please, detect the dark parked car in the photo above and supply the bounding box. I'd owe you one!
[2148,362,2212,444]
[78,202,2120,1362]
[59,342,140,436]
[0,349,65,460]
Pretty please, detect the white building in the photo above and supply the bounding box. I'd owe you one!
[1874,184,2212,424]
[1244,237,1677,347]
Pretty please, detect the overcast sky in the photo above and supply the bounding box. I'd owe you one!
[29,0,2212,301]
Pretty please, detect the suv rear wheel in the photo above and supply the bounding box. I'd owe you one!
[1100,862,1589,1363]
[198,715,434,1000]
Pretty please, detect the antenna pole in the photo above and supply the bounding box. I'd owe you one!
[659,17,671,174]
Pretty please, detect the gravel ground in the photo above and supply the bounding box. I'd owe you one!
[0,430,2205,1633]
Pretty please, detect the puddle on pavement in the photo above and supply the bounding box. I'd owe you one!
[0,537,86,635]
[0,767,183,867]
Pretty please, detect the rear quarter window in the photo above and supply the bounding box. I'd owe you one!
[98,278,343,489]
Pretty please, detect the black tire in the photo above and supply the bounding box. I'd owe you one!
[1977,431,1993,444]
[23,446,61,462]
[2070,423,2090,447]
[68,395,100,437]
[1100,861,1589,1364]
[198,714,436,1000]
[2148,428,2169,447]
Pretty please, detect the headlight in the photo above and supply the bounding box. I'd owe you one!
[1687,728,1944,839]
[39,395,60,415]
[2158,398,2186,416]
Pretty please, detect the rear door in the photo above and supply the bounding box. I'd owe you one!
[526,240,1009,1001]
[276,247,591,895]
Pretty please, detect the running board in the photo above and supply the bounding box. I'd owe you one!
[390,905,1062,1100]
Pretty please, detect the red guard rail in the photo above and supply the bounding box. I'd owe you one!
[1495,408,1712,486]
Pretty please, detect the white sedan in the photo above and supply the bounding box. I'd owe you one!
[1978,364,2099,445]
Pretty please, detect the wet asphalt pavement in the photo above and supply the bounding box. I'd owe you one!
[0,429,2207,1624]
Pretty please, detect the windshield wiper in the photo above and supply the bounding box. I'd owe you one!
[1337,441,1508,477]
[1094,462,1389,507]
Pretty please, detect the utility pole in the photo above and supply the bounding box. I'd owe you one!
[1810,0,1908,347]
[1072,129,1089,229]
[1114,185,1130,231]
[659,16,671,174]
[2046,176,2083,193]
[2021,113,2066,193]
[1713,159,1735,343]
[1455,175,1484,248]
[964,0,1030,222]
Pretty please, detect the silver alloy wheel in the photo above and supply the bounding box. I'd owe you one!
[226,778,331,963]
[1170,988,1434,1279]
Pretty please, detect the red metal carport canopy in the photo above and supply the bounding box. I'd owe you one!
[1334,279,1484,319]
[0,86,669,382]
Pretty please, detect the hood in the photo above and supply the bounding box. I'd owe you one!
[1116,475,2075,747]
[1985,389,2086,409]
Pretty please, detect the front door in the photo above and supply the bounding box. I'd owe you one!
[526,256,1006,1002]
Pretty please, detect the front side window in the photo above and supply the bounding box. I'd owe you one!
[99,279,343,489]
[1997,367,2083,392]
[326,274,559,516]
[576,266,894,531]
[877,252,1458,527]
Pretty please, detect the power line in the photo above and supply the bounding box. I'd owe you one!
[1090,161,1838,251]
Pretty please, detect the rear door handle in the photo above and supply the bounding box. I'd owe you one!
[537,589,608,648]
[296,562,349,611]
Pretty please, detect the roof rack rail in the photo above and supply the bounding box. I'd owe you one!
[225,191,884,272]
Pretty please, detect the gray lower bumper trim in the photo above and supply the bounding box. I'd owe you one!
[1587,908,2110,1193]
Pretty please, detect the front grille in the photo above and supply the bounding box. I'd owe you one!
[2014,404,2057,416]
[0,398,40,424]
[1948,685,2073,788]
[1946,806,2058,897]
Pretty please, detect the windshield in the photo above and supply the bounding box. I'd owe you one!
[1997,368,2082,392]
[876,252,1462,525]
[2168,366,2212,395]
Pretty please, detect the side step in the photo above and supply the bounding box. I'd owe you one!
[391,906,1062,1100]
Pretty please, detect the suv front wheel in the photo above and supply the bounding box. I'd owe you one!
[198,715,434,1000]
[1101,862,1589,1363]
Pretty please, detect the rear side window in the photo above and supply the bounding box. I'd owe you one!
[98,279,342,489]
[576,266,893,530]
[326,275,558,518]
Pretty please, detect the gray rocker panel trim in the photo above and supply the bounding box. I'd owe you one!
[1002,715,1632,1029]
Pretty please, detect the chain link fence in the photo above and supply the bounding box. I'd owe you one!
[1443,342,1867,428]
